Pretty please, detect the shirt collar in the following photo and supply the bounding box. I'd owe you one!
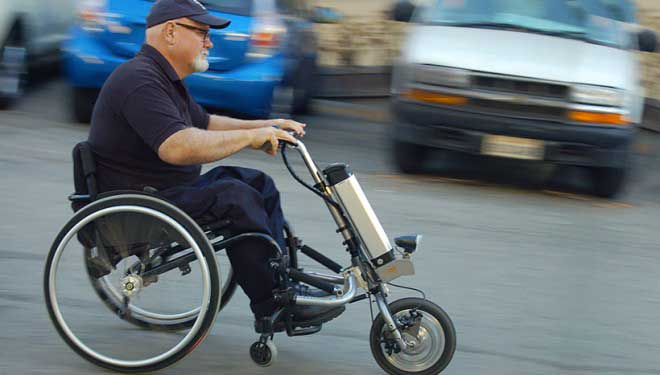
[138,44,181,82]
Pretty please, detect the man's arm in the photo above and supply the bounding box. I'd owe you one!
[208,115,306,136]
[207,115,271,130]
[158,126,296,166]
[119,84,297,165]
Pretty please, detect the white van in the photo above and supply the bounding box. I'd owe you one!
[390,0,657,197]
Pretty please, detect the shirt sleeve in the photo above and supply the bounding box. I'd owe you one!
[189,97,210,130]
[120,84,189,153]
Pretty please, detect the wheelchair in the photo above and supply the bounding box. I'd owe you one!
[44,137,456,374]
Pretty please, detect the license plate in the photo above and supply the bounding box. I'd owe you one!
[481,135,544,160]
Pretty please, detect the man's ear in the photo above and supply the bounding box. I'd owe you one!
[165,22,176,46]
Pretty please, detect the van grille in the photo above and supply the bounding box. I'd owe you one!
[468,99,565,121]
[473,76,569,100]
[410,66,573,121]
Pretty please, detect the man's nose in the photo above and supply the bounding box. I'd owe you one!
[205,37,213,49]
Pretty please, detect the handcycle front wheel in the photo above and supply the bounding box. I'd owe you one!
[44,194,221,372]
[370,297,456,375]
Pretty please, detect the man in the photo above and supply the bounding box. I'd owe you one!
[88,0,343,329]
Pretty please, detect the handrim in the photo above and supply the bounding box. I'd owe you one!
[46,205,213,369]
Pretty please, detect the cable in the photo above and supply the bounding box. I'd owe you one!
[386,281,427,300]
[368,293,375,322]
[281,145,342,210]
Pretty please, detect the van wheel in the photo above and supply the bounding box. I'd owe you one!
[393,140,428,174]
[590,167,627,198]
[72,87,99,124]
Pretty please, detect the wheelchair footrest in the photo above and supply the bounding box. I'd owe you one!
[286,324,322,337]
[254,307,288,334]
[254,307,325,337]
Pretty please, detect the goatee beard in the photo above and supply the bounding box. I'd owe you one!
[192,51,209,73]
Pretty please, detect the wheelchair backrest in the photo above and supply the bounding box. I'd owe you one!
[70,141,98,211]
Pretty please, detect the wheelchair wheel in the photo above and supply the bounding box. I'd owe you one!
[369,298,456,375]
[87,245,236,332]
[44,194,221,372]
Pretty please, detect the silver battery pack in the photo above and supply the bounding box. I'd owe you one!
[324,164,394,266]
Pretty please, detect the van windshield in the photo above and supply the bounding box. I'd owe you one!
[416,0,635,49]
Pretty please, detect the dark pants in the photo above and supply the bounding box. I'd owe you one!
[157,166,286,317]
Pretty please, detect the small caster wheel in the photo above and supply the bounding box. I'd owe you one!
[250,338,278,367]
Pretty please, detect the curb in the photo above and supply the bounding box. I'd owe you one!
[316,66,391,98]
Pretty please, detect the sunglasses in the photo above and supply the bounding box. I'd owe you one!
[175,22,211,42]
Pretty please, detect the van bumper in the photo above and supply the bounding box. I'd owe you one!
[392,98,635,168]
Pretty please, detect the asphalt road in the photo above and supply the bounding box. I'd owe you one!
[2,79,660,375]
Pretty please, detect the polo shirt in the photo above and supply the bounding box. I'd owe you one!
[88,44,210,192]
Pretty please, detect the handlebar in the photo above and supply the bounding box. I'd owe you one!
[278,128,300,149]
[277,128,346,216]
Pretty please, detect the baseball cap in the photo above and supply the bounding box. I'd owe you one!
[146,0,231,29]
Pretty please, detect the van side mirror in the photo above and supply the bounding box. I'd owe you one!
[391,0,416,23]
[638,29,657,52]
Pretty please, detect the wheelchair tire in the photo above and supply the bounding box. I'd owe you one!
[369,297,456,375]
[44,193,221,372]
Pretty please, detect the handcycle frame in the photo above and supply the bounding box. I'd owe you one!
[112,138,412,349]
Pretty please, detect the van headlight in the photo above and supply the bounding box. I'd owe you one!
[570,85,624,107]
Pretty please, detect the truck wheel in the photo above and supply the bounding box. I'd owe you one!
[72,87,99,124]
[393,140,428,174]
[590,167,627,198]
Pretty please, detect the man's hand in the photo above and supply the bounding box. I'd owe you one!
[271,118,306,137]
[250,127,297,156]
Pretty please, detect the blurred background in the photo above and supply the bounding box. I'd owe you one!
[3,0,660,374]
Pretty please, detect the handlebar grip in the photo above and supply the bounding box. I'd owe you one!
[277,128,299,149]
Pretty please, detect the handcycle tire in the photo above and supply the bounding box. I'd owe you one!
[369,297,456,375]
[44,193,221,372]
